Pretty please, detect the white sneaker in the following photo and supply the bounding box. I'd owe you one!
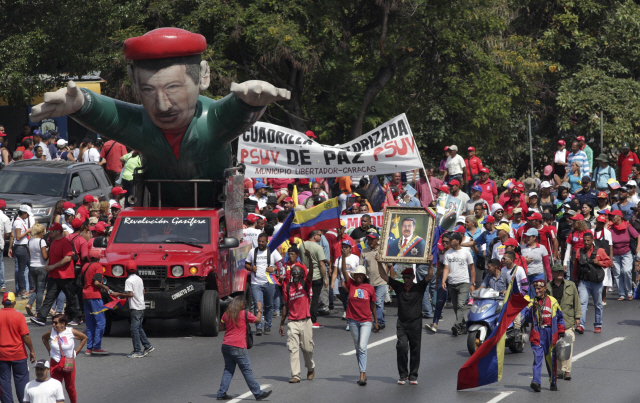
[342,312,346,320]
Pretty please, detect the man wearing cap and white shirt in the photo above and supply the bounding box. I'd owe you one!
[448,179,470,206]
[465,185,490,214]
[250,182,269,211]
[442,232,475,336]
[0,200,11,292]
[626,180,640,204]
[553,139,570,177]
[23,359,65,403]
[81,138,103,163]
[592,153,616,191]
[464,147,483,194]
[443,145,466,185]
[576,176,598,206]
[243,214,262,247]
[576,135,593,172]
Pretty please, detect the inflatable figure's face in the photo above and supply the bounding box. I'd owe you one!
[133,64,201,130]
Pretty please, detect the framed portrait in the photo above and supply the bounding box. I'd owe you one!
[379,206,436,264]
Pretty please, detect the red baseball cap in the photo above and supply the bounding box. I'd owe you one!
[90,222,109,234]
[62,201,75,210]
[246,214,258,223]
[503,238,519,247]
[444,146,450,151]
[47,223,64,231]
[401,267,414,276]
[305,130,317,139]
[110,203,122,210]
[71,218,84,230]
[468,147,476,151]
[111,186,127,196]
[511,189,521,195]
[569,213,585,220]
[558,140,566,145]
[123,28,206,60]
[479,167,489,173]
[597,191,608,198]
[350,202,361,209]
[438,185,450,194]
[529,212,543,221]
[0,200,5,209]
[298,178,310,186]
[515,182,525,191]
[126,261,137,273]
[283,197,294,203]
[576,136,585,141]
[449,179,461,186]
[596,215,607,223]
[89,248,101,259]
[83,195,94,203]
[609,210,623,217]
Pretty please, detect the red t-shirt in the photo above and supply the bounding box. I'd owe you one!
[82,262,104,300]
[465,156,483,181]
[617,151,640,181]
[476,178,498,206]
[566,229,592,252]
[161,126,189,160]
[221,310,257,349]
[100,140,128,172]
[0,308,29,361]
[345,278,376,322]
[76,205,89,222]
[67,233,89,262]
[282,279,313,320]
[23,150,34,159]
[48,237,75,279]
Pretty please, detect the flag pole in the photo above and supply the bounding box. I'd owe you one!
[600,110,604,152]
[528,114,534,177]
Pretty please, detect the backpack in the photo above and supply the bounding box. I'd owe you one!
[488,237,501,261]
[253,247,272,272]
[578,247,605,283]
[76,262,96,288]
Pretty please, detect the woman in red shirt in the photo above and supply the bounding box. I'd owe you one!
[340,264,379,386]
[217,298,272,401]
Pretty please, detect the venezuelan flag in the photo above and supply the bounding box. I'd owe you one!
[456,276,529,390]
[91,296,127,314]
[268,198,341,252]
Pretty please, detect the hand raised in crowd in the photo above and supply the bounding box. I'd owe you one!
[230,80,291,107]
[30,81,85,121]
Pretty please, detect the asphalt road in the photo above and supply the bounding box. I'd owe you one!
[3,255,640,403]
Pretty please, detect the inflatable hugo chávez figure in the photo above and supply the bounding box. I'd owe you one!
[30,28,290,207]
[521,279,566,393]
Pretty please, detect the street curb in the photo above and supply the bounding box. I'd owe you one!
[14,299,30,317]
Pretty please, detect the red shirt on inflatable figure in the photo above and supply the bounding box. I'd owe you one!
[29,28,290,207]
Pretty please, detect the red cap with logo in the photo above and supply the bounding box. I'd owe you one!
[83,195,94,203]
[123,28,207,60]
[468,147,475,151]
[47,223,64,231]
[576,136,585,141]
[596,215,607,223]
[305,130,317,139]
[609,210,623,217]
[71,218,84,230]
[597,191,608,198]
[283,197,294,203]
[558,140,566,145]
[449,179,461,186]
[246,214,258,223]
[479,167,489,173]
[529,212,543,221]
[111,187,127,195]
[62,201,75,210]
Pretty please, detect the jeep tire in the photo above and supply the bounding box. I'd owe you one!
[200,290,220,337]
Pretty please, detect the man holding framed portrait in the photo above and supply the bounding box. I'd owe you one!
[379,207,435,265]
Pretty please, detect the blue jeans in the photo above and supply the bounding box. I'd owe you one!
[0,248,5,288]
[273,285,282,314]
[85,299,106,350]
[347,319,372,372]
[13,246,29,293]
[373,285,386,326]
[131,310,151,353]
[338,286,349,311]
[250,283,274,330]
[0,358,29,403]
[51,292,66,313]
[432,280,447,325]
[578,280,603,328]
[217,344,263,398]
[422,276,437,318]
[27,266,47,311]
[612,252,634,297]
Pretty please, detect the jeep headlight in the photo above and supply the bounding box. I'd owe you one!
[32,208,52,217]
[171,265,184,277]
[112,265,124,277]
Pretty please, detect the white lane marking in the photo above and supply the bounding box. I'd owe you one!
[340,335,397,356]
[486,391,514,403]
[572,337,625,362]
[227,384,271,403]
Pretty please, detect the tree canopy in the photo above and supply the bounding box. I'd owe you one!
[2,0,639,179]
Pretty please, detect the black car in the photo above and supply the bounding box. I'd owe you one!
[0,160,113,226]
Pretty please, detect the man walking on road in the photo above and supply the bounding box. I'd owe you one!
[279,256,315,383]
[299,231,328,329]
[547,263,580,381]
[0,292,37,403]
[245,233,282,335]
[0,199,11,292]
[442,232,475,336]
[376,255,432,385]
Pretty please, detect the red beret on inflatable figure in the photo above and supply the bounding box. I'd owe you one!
[30,28,291,208]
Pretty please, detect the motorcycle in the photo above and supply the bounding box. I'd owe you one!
[465,288,529,356]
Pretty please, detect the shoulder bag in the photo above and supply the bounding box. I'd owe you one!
[57,333,75,373]
[245,310,253,349]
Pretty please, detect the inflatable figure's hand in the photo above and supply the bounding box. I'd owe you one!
[30,81,85,122]
[230,80,291,107]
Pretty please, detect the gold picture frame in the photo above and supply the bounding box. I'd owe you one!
[378,206,435,264]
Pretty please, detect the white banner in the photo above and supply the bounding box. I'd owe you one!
[238,114,424,178]
[343,212,384,232]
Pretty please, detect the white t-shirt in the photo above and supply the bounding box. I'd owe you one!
[49,327,75,362]
[28,238,47,267]
[248,195,267,210]
[62,223,74,234]
[333,254,360,291]
[452,190,470,206]
[82,148,101,163]
[38,142,51,161]
[274,222,283,234]
[73,148,80,161]
[125,274,145,310]
[631,194,640,204]
[444,248,473,284]
[554,149,567,164]
[243,228,262,248]
[12,217,29,245]
[465,198,490,214]
[0,210,11,250]
[445,154,466,176]
[23,378,65,403]
[245,248,282,285]
[521,244,549,275]
[501,265,527,286]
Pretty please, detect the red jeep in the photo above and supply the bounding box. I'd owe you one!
[99,170,252,336]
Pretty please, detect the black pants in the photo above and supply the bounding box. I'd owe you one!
[310,279,323,323]
[36,278,81,323]
[397,318,422,381]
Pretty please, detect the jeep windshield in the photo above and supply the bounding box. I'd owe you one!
[0,171,66,197]
[113,216,211,244]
